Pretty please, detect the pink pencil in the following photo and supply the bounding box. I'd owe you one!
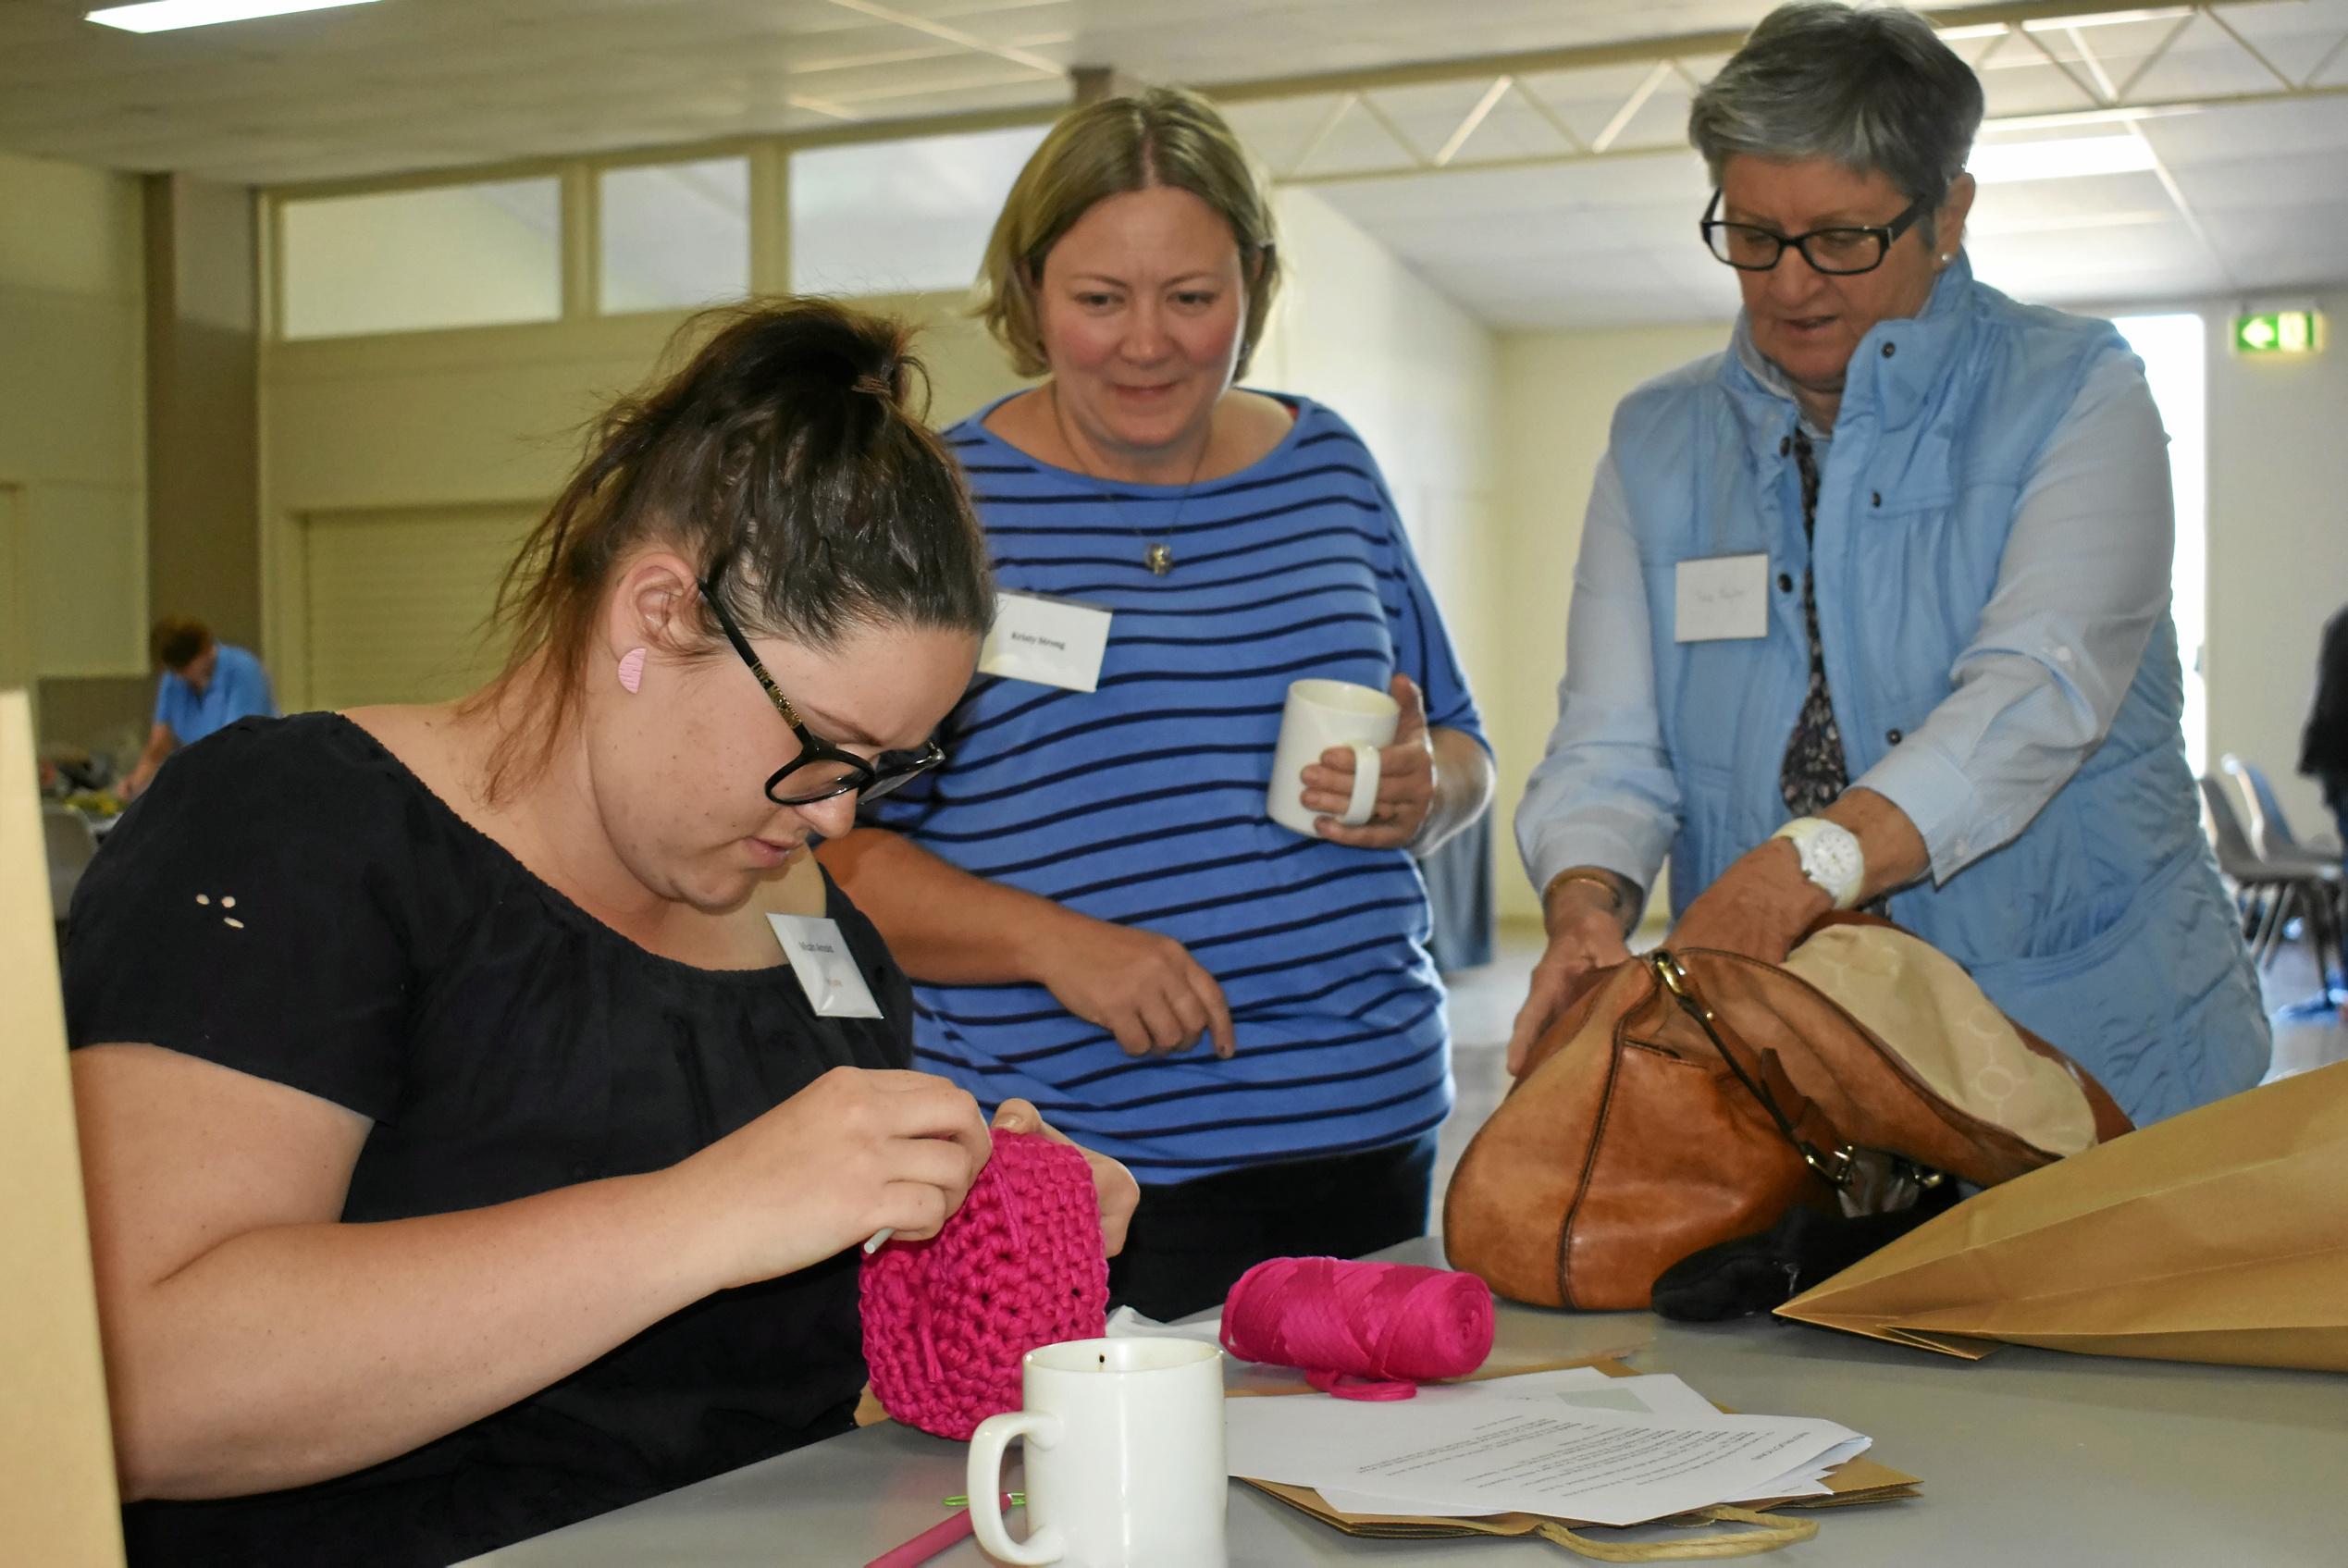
[863,1494,1014,1568]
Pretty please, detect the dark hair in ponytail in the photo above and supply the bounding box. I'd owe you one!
[474,297,992,798]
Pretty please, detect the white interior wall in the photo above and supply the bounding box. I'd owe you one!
[0,151,146,681]
[2200,290,2348,841]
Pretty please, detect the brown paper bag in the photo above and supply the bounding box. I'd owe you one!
[1778,1060,2348,1371]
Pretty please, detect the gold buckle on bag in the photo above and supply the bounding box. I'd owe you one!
[1650,952,1702,1010]
[1651,950,1857,1191]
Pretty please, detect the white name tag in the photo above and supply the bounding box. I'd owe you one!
[1674,553,1771,643]
[766,914,884,1019]
[978,590,1112,692]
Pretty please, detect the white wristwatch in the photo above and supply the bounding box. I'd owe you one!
[1772,817,1866,910]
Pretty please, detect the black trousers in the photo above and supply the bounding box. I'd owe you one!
[1107,1131,1438,1323]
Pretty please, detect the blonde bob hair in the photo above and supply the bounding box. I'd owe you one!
[975,86,1281,379]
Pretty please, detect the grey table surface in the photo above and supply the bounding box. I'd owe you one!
[461,1236,2347,1567]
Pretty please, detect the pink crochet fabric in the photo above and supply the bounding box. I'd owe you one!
[859,1129,1107,1439]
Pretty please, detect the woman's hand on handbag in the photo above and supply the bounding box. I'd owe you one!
[1668,840,1833,965]
[1507,889,1634,1075]
[991,1098,1139,1257]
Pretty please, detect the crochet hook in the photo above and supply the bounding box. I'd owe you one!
[862,1492,1017,1568]
[862,1228,894,1253]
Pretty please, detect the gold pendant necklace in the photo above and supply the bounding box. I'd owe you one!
[1048,383,1206,578]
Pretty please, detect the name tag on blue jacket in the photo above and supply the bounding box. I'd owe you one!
[1674,554,1770,642]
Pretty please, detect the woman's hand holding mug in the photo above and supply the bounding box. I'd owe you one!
[1297,674,1437,849]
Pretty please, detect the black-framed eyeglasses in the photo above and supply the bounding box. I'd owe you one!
[1699,190,1927,276]
[700,556,945,808]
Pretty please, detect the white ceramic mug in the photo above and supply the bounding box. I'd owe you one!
[1266,678,1400,837]
[966,1337,1228,1568]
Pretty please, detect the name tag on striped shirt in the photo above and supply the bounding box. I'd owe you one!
[979,591,1113,692]
[1674,553,1771,642]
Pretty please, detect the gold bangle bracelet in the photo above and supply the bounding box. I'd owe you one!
[1543,869,1625,912]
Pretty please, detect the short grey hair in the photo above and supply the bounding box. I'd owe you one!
[1688,2,1984,223]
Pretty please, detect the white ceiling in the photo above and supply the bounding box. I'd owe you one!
[3,0,2345,327]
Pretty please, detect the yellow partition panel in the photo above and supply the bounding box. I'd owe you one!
[0,689,125,1565]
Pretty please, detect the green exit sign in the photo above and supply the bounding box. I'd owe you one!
[2232,311,2323,355]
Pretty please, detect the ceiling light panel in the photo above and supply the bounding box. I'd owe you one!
[86,0,378,35]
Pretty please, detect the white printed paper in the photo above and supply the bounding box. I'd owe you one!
[765,914,884,1019]
[1314,1372,1744,1518]
[978,591,1113,692]
[1226,1380,1866,1527]
[1471,1371,1859,1503]
[1674,552,1771,642]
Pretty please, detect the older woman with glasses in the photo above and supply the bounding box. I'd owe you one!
[1512,1,2268,1127]
[822,86,1494,1322]
[64,300,1135,1568]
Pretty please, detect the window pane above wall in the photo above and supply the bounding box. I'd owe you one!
[280,179,562,339]
[601,157,750,315]
[790,125,1046,297]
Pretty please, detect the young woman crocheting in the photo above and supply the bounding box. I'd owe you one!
[63,300,1136,1568]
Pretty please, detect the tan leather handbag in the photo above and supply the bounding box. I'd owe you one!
[1443,917,2133,1311]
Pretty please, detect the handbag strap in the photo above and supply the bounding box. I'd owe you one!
[1650,952,1856,1189]
[1532,1504,1819,1560]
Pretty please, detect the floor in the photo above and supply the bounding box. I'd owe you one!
[1428,920,2348,1231]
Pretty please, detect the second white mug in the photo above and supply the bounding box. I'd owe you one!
[966,1336,1228,1568]
[1266,677,1400,836]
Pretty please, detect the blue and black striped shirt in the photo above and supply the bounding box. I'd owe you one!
[867,394,1487,1183]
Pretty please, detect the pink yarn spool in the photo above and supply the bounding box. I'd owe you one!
[1220,1256,1494,1401]
[859,1130,1107,1439]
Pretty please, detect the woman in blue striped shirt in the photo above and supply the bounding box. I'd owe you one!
[823,88,1494,1320]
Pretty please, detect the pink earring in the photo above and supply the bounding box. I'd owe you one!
[616,648,647,694]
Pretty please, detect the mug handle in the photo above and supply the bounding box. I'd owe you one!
[966,1410,1064,1565]
[1338,741,1382,827]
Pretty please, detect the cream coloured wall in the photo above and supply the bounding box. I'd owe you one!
[1252,189,1501,698]
[0,152,146,682]
[1489,320,1729,924]
[258,293,1025,709]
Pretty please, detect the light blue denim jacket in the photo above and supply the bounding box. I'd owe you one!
[1517,254,2268,1125]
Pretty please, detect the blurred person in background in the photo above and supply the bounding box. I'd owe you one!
[2299,602,2348,863]
[121,615,277,797]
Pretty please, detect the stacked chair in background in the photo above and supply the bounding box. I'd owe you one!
[2199,756,2343,983]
